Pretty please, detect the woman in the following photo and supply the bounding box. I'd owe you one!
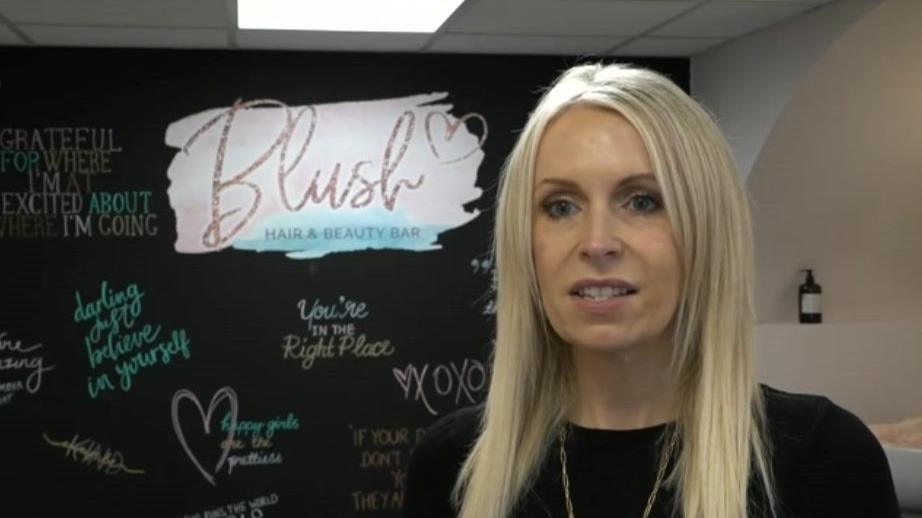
[405,63,900,518]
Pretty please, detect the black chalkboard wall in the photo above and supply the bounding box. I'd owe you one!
[0,47,687,518]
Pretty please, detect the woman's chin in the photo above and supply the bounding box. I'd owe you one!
[567,332,637,354]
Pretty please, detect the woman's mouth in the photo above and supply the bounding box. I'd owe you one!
[573,286,638,301]
[570,286,638,314]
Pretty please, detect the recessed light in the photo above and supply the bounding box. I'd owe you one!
[237,0,465,33]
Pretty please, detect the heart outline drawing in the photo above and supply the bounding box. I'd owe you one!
[424,111,488,164]
[171,386,238,486]
[392,364,437,416]
[392,364,415,397]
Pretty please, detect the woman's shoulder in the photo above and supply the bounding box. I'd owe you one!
[760,382,886,458]
[760,383,833,441]
[415,404,484,453]
[760,383,880,449]
[758,383,901,516]
[404,405,484,517]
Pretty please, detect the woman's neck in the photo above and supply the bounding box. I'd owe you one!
[567,341,677,431]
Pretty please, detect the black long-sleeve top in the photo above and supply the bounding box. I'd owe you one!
[405,384,901,518]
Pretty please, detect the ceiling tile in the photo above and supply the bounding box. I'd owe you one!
[21,25,228,48]
[0,24,24,44]
[724,0,832,3]
[236,30,430,52]
[429,33,625,56]
[448,0,694,36]
[613,36,724,56]
[652,1,813,38]
[0,0,227,28]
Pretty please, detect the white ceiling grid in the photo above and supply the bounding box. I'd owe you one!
[0,0,837,56]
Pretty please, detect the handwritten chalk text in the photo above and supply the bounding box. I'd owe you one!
[297,296,369,327]
[0,331,55,401]
[220,411,300,439]
[42,432,144,475]
[75,280,192,398]
[392,359,486,416]
[181,493,279,518]
[281,333,394,370]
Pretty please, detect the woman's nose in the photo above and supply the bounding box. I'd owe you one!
[579,205,623,261]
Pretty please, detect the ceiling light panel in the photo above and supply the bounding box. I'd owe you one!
[238,0,465,33]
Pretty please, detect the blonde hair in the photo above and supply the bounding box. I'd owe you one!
[452,62,779,518]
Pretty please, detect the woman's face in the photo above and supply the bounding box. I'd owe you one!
[532,105,682,356]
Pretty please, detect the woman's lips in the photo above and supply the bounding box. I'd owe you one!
[571,292,635,314]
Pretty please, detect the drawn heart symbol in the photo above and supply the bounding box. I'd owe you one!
[424,111,488,164]
[171,387,238,486]
[392,364,438,416]
[392,365,414,397]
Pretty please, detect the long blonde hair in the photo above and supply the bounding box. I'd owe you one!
[452,62,779,518]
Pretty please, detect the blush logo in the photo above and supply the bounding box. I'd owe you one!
[164,93,486,259]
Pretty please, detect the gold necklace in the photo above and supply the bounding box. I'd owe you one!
[558,424,678,518]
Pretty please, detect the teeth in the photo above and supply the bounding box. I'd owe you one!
[577,286,631,300]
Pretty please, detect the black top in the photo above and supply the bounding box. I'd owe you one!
[405,384,901,518]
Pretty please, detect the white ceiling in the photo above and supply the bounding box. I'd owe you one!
[0,0,837,56]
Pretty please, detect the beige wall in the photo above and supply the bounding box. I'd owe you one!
[693,0,921,432]
[748,0,922,324]
[743,0,922,429]
[692,0,879,180]
[694,3,920,513]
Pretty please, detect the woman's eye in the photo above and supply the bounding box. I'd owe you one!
[541,199,578,219]
[628,193,661,213]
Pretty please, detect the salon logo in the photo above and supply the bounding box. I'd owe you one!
[164,93,486,259]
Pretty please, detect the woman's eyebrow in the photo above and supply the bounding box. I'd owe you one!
[536,173,657,191]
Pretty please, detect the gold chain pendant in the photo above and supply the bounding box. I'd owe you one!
[558,425,677,518]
